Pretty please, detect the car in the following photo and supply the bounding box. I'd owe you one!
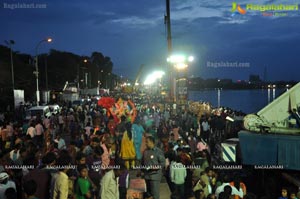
[25,106,52,120]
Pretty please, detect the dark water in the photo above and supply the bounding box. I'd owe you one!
[188,88,286,114]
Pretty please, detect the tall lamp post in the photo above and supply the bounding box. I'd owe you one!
[34,38,52,106]
[167,54,194,104]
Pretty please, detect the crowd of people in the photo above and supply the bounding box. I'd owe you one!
[0,95,299,199]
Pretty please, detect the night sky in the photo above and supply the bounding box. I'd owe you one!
[1,0,300,81]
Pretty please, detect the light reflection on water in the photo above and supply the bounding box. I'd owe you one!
[188,88,286,114]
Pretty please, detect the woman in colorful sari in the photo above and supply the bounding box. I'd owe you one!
[119,122,136,169]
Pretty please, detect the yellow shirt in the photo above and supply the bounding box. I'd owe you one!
[51,171,69,199]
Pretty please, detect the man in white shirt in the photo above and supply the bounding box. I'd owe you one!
[215,175,243,198]
[100,169,121,199]
[26,122,37,139]
[35,120,44,148]
[201,118,210,142]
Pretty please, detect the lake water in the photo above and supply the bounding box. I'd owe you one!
[188,88,287,114]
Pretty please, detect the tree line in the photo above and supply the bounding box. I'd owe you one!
[0,45,115,107]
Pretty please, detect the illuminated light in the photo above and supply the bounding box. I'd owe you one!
[144,76,156,85]
[188,56,194,62]
[167,55,186,63]
[273,84,276,88]
[144,70,165,85]
[135,82,139,86]
[152,71,165,78]
[174,63,188,70]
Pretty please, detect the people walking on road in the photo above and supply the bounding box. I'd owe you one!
[142,136,166,199]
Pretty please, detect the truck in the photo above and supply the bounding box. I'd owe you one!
[62,81,79,102]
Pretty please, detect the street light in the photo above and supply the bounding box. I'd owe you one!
[167,54,193,103]
[35,37,52,106]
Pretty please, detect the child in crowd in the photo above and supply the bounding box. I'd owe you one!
[290,191,299,199]
[75,164,93,199]
[279,187,289,199]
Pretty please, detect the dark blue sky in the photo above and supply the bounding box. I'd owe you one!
[1,0,300,81]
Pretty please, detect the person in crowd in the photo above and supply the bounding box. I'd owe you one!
[83,137,99,156]
[107,116,117,137]
[35,120,44,148]
[9,143,21,162]
[99,168,122,199]
[99,133,111,169]
[215,175,243,198]
[142,136,166,199]
[201,117,210,143]
[85,122,93,137]
[75,164,93,199]
[118,163,129,199]
[120,122,136,169]
[290,191,299,199]
[23,152,56,199]
[115,115,127,156]
[26,122,36,140]
[170,155,186,199]
[5,187,17,199]
[132,117,145,165]
[43,116,51,131]
[278,187,289,199]
[23,179,39,199]
[194,166,214,198]
[58,113,65,133]
[230,176,247,199]
[54,134,66,150]
[50,155,72,199]
[0,172,16,199]
[86,146,103,193]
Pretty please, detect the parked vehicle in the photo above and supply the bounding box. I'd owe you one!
[25,106,51,120]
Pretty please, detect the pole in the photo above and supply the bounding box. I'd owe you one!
[166,0,175,102]
[35,53,40,106]
[35,38,52,106]
[45,55,48,91]
[166,0,172,52]
[77,64,79,90]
